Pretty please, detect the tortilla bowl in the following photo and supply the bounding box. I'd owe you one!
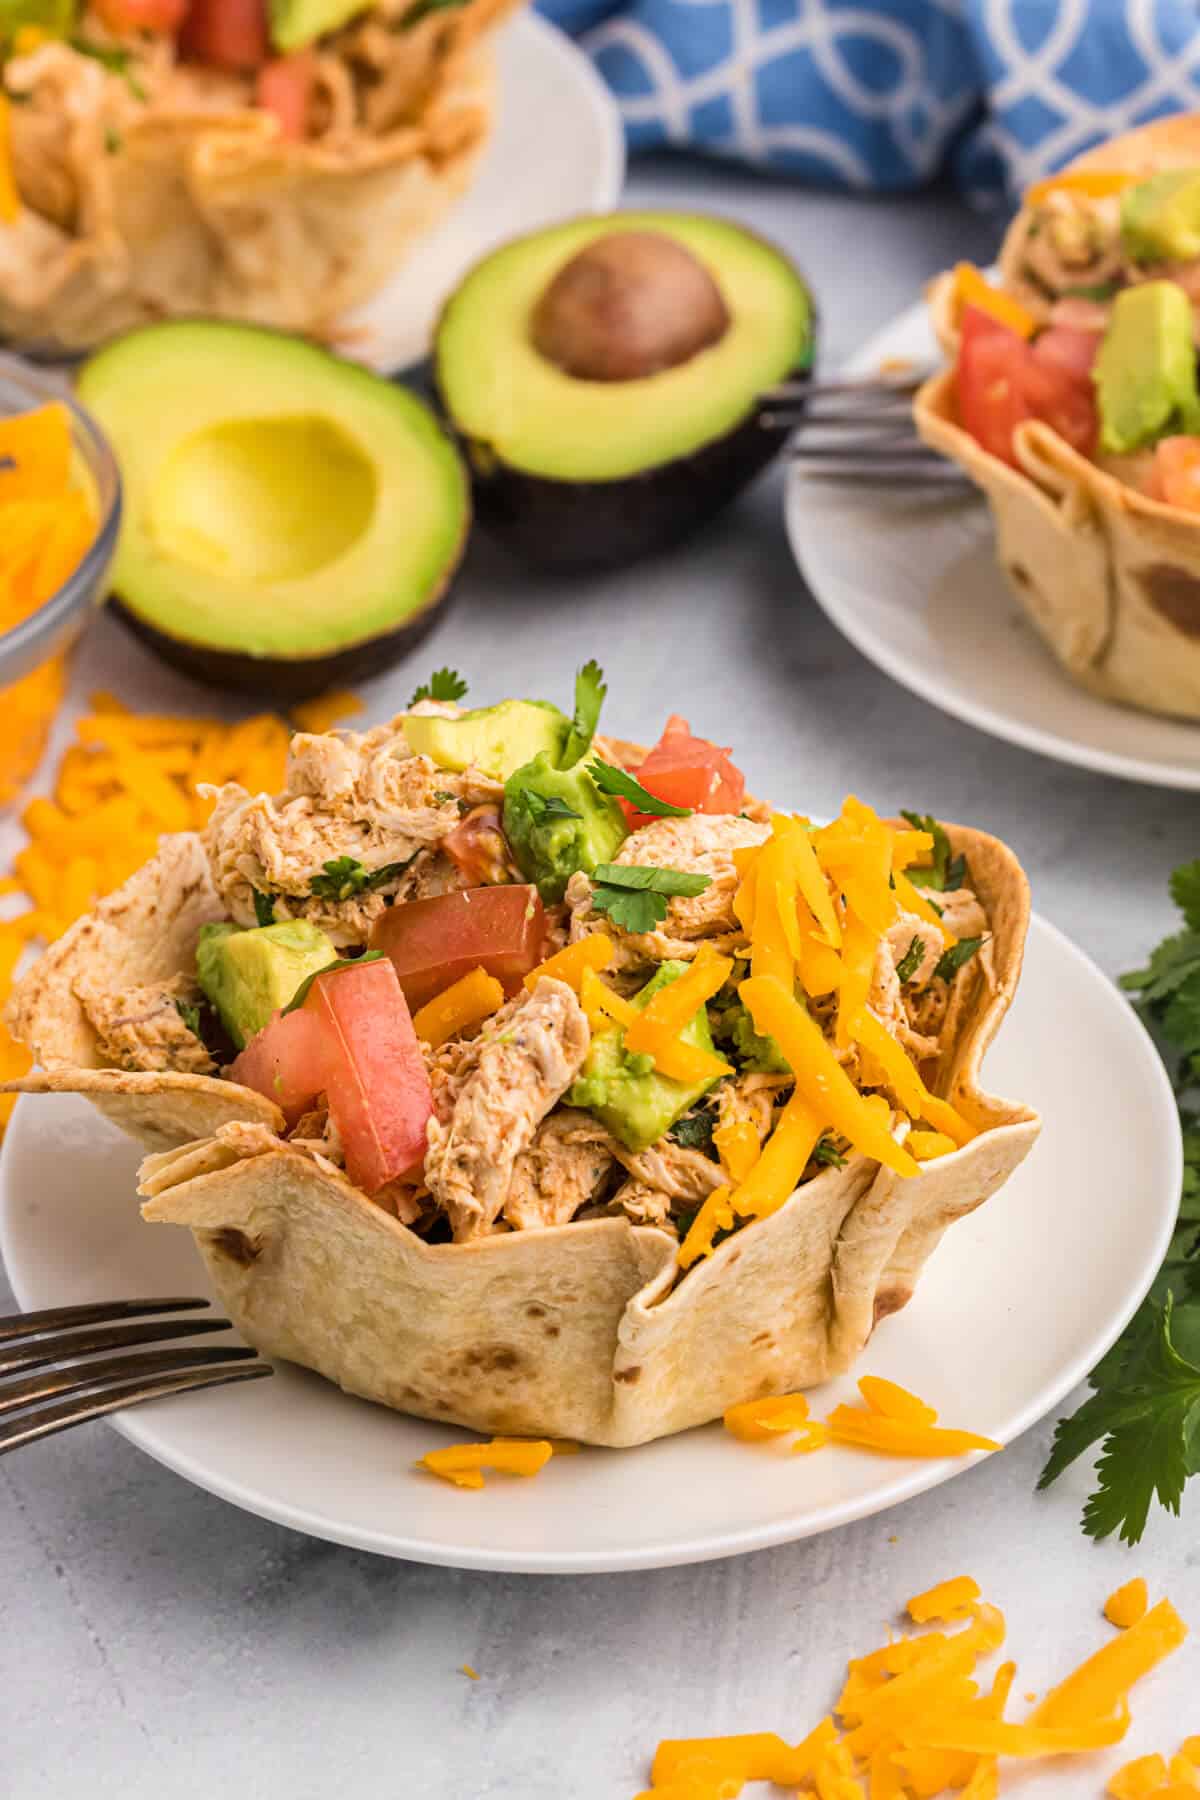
[915,368,1200,718]
[6,823,1038,1447]
[0,0,512,352]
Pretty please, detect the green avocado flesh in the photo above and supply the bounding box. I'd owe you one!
[503,754,629,902]
[404,700,569,780]
[77,322,467,661]
[196,920,335,1050]
[268,0,367,51]
[1095,282,1200,454]
[435,213,814,483]
[569,961,722,1152]
[1121,168,1200,264]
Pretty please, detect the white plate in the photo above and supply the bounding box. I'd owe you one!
[342,12,624,372]
[788,300,1200,790]
[0,916,1179,1572]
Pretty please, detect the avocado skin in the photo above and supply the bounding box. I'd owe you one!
[109,559,458,703]
[445,388,808,575]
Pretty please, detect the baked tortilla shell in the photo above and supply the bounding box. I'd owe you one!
[915,367,1200,717]
[124,825,1038,1446]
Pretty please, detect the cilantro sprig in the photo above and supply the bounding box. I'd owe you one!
[308,855,412,900]
[1039,860,1200,1542]
[894,937,924,985]
[588,759,691,819]
[934,936,986,984]
[561,661,607,768]
[252,890,276,928]
[522,791,581,824]
[901,810,967,893]
[409,668,467,706]
[283,950,384,1016]
[590,863,711,935]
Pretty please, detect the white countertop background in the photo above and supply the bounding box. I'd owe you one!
[2,156,1198,1798]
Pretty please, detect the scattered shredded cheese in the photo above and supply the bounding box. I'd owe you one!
[289,689,363,735]
[952,264,1037,339]
[411,966,504,1049]
[417,1436,558,1490]
[459,1663,480,1681]
[634,1580,1189,1798]
[826,1403,1001,1459]
[1104,1578,1149,1631]
[1032,1599,1188,1726]
[1024,168,1135,205]
[524,933,613,993]
[860,1377,939,1429]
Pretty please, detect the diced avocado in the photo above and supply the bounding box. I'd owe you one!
[502,754,628,903]
[268,0,369,54]
[0,0,76,36]
[196,919,336,1051]
[1094,282,1200,455]
[1121,169,1200,264]
[568,960,723,1153]
[711,998,790,1074]
[404,698,569,781]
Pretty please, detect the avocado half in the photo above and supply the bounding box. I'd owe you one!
[78,322,470,700]
[434,212,815,573]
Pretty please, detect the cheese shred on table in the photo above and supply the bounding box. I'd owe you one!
[633,1579,1189,1799]
[0,690,361,1131]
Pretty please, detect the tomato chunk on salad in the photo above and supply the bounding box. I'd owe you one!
[305,957,432,1193]
[623,715,745,827]
[370,885,545,1011]
[180,0,271,71]
[956,305,1098,469]
[229,1004,327,1129]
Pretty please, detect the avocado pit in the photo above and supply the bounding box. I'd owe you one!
[530,230,731,382]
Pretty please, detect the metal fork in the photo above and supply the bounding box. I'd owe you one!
[761,368,972,489]
[0,1297,273,1453]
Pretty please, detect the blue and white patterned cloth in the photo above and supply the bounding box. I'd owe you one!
[535,0,1200,201]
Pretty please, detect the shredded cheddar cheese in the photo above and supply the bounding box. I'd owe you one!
[289,689,364,735]
[417,1436,558,1490]
[1024,168,1134,206]
[459,1663,480,1681]
[0,94,19,224]
[1109,1753,1170,1800]
[826,1403,1000,1458]
[579,962,730,1087]
[411,967,504,1049]
[861,1376,939,1428]
[907,1577,982,1624]
[1032,1599,1188,1726]
[1104,1578,1149,1631]
[0,689,360,1133]
[952,264,1037,339]
[712,1117,760,1184]
[524,934,613,993]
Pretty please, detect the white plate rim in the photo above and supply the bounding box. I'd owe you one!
[787,297,1200,791]
[0,912,1181,1573]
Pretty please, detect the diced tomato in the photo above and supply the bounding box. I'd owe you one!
[229,1005,327,1129]
[305,957,432,1193]
[1152,437,1200,512]
[180,0,269,70]
[370,885,544,1011]
[622,715,745,828]
[442,805,517,886]
[956,304,1097,468]
[90,0,187,31]
[256,52,315,141]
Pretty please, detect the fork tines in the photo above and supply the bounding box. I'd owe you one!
[0,1297,273,1453]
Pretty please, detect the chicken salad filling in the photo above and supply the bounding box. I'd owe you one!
[71,668,992,1267]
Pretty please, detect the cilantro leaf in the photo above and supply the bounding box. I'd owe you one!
[309,855,414,900]
[252,890,276,928]
[409,668,467,706]
[1059,282,1120,301]
[523,790,582,824]
[70,37,148,100]
[812,1134,848,1170]
[175,999,202,1037]
[562,661,606,768]
[588,759,691,819]
[282,950,384,1016]
[934,936,986,984]
[1039,1297,1200,1544]
[901,810,967,892]
[1171,860,1200,932]
[669,1109,717,1153]
[894,937,924,985]
[589,862,711,936]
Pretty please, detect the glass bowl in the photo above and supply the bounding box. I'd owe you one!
[0,353,122,809]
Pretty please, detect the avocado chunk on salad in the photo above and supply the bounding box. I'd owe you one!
[569,961,724,1152]
[403,699,569,781]
[1120,168,1200,265]
[503,754,628,903]
[197,919,337,1051]
[1093,281,1200,454]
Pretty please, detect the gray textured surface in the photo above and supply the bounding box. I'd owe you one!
[3,155,1198,1798]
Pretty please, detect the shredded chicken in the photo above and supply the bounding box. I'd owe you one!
[936,887,988,942]
[717,1073,792,1144]
[608,1179,673,1228]
[504,1109,614,1231]
[885,911,943,989]
[74,975,213,1076]
[424,978,590,1241]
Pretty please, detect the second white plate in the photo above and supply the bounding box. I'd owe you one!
[0,914,1179,1572]
[788,300,1200,789]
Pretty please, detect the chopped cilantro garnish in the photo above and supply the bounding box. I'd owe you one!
[252,890,276,927]
[70,37,147,100]
[561,660,607,768]
[812,1135,848,1170]
[669,1109,717,1154]
[934,937,986,983]
[309,855,414,900]
[523,790,582,824]
[588,759,691,819]
[589,863,711,935]
[901,810,967,893]
[283,950,384,1016]
[894,936,924,985]
[175,999,202,1037]
[409,668,468,706]
[1039,858,1200,1542]
[1059,282,1120,301]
